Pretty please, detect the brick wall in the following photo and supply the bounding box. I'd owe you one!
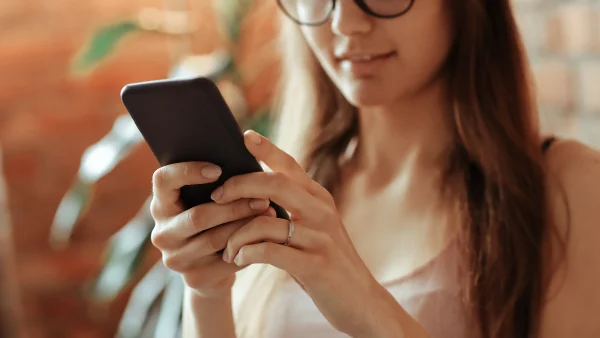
[514,0,600,146]
[0,1,598,338]
[1,0,173,336]
[0,0,278,337]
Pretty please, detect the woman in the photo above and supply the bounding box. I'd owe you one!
[149,0,600,337]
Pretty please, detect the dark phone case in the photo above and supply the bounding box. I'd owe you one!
[120,76,289,220]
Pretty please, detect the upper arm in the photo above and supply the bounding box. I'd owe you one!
[539,139,600,338]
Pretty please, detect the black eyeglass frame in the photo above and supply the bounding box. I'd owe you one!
[276,0,416,26]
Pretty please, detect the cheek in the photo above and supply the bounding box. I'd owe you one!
[402,20,453,79]
[301,26,335,68]
[393,7,455,92]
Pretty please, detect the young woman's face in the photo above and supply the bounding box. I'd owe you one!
[295,0,455,107]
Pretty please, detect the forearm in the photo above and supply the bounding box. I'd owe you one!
[358,286,429,338]
[182,286,236,338]
[372,306,430,338]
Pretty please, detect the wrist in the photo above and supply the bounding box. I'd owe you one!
[364,311,406,338]
[360,301,405,338]
[357,283,427,338]
[183,286,236,338]
[187,275,235,300]
[187,285,232,304]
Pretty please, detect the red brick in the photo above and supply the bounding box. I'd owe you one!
[514,11,545,56]
[0,0,35,23]
[511,0,542,6]
[538,108,574,137]
[16,242,106,291]
[579,61,600,115]
[236,1,281,112]
[532,60,574,110]
[571,116,600,148]
[0,0,202,335]
[545,3,596,55]
[597,9,600,52]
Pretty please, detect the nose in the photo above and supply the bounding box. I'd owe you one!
[330,0,373,37]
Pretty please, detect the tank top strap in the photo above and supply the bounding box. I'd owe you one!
[542,136,558,154]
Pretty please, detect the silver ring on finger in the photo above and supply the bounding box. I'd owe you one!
[282,219,294,246]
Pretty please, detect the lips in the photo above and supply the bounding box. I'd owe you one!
[335,50,397,62]
[335,50,397,77]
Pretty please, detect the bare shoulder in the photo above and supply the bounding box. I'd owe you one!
[544,138,600,233]
[539,138,600,338]
[545,138,600,178]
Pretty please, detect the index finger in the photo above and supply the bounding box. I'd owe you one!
[243,130,333,204]
[152,162,222,213]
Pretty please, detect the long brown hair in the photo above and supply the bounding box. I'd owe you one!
[234,2,554,337]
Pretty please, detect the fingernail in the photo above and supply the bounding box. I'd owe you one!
[249,199,269,210]
[222,248,229,262]
[211,186,223,200]
[245,130,262,145]
[233,254,241,266]
[202,165,222,179]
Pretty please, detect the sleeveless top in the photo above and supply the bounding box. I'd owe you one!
[262,137,557,338]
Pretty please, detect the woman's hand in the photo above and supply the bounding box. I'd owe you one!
[215,130,416,338]
[149,160,276,299]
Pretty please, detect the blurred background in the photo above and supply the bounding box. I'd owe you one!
[0,0,598,337]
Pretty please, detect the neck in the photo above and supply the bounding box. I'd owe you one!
[350,78,454,184]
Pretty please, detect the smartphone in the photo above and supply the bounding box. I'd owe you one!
[120,76,289,220]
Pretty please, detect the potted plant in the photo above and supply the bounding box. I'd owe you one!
[48,1,279,336]
[0,145,23,338]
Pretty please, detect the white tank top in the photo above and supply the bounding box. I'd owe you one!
[263,240,480,338]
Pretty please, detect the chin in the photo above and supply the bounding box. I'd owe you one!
[338,80,401,108]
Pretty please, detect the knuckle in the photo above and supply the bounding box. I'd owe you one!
[186,206,207,231]
[228,201,244,219]
[269,171,288,189]
[321,189,336,206]
[222,175,237,192]
[152,167,168,190]
[247,216,267,231]
[327,211,338,225]
[318,206,336,224]
[197,233,219,253]
[150,227,167,249]
[162,253,181,271]
[149,197,162,219]
[206,233,223,253]
[282,152,298,170]
[241,217,270,241]
[183,271,209,290]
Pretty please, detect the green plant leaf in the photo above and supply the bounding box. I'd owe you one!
[90,198,154,302]
[49,115,144,247]
[71,20,140,75]
[116,262,173,338]
[245,108,273,137]
[49,178,94,250]
[213,0,255,43]
[153,276,183,338]
[168,49,234,80]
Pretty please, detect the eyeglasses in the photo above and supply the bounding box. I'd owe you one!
[277,0,415,26]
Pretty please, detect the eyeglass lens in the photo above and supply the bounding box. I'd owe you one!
[278,0,412,25]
